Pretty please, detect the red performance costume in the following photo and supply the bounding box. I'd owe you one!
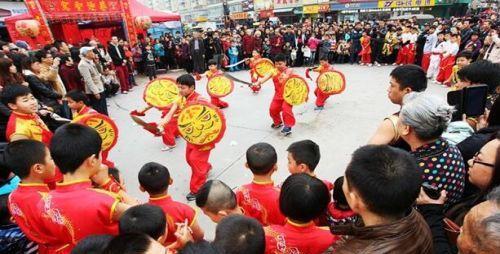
[39,180,120,252]
[264,220,338,254]
[359,35,372,64]
[202,69,229,108]
[248,55,262,93]
[312,63,335,108]
[236,180,285,226]
[6,111,53,145]
[177,91,215,194]
[8,183,68,254]
[148,194,198,244]
[6,112,62,186]
[270,68,295,128]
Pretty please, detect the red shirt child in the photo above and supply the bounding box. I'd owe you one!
[4,140,68,253]
[139,162,204,245]
[236,143,285,226]
[39,124,132,252]
[264,174,338,254]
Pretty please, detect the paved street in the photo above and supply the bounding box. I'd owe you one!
[106,65,447,238]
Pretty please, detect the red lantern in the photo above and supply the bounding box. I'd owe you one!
[135,16,152,30]
[15,19,41,38]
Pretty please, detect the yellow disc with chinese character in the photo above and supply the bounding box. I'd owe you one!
[207,75,234,98]
[253,58,276,78]
[283,75,309,106]
[317,70,346,95]
[73,113,119,152]
[143,78,179,110]
[177,101,226,146]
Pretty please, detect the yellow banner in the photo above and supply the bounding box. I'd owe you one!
[303,5,320,14]
[378,0,435,8]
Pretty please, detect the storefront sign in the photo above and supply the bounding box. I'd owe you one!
[303,0,318,4]
[259,9,274,18]
[318,4,330,12]
[274,0,301,9]
[254,0,274,10]
[230,12,249,20]
[37,0,122,14]
[331,1,378,10]
[377,0,435,8]
[303,5,320,13]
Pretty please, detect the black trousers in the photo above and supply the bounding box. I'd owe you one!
[88,92,108,116]
[146,65,157,81]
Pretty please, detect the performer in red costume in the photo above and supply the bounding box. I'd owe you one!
[359,32,372,66]
[306,56,336,110]
[253,54,295,136]
[196,59,229,109]
[246,50,262,93]
[159,74,219,201]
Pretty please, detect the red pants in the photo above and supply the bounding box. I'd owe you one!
[114,65,130,92]
[314,88,330,107]
[186,144,212,193]
[396,44,415,65]
[436,56,456,83]
[360,53,371,64]
[210,96,229,108]
[270,98,295,127]
[162,117,179,146]
[421,53,431,72]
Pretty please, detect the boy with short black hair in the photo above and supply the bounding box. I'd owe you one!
[119,204,166,242]
[143,44,157,81]
[1,85,52,145]
[3,140,58,252]
[286,139,333,190]
[333,145,432,253]
[213,215,265,254]
[65,89,95,119]
[41,123,132,252]
[139,162,204,244]
[236,142,285,226]
[71,234,113,254]
[264,173,337,253]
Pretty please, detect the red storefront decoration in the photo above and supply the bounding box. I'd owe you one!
[5,0,180,49]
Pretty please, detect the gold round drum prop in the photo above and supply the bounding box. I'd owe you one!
[143,78,179,110]
[73,113,119,152]
[283,75,309,106]
[177,101,226,146]
[316,70,346,95]
[253,58,275,78]
[207,75,234,98]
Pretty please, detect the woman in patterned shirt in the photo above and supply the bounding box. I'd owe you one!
[398,93,466,208]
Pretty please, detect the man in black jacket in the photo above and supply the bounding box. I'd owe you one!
[107,36,130,94]
[189,32,205,74]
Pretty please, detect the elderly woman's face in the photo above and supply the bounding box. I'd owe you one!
[457,201,497,254]
[467,139,499,190]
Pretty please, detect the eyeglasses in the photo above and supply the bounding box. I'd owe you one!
[472,152,495,168]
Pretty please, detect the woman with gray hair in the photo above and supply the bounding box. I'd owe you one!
[398,93,466,207]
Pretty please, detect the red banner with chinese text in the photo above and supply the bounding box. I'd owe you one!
[37,0,122,16]
[121,0,138,45]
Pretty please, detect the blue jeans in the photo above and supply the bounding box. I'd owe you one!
[229,56,240,71]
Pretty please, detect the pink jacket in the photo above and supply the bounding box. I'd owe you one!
[308,37,320,51]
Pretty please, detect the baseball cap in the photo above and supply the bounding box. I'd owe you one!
[80,46,94,56]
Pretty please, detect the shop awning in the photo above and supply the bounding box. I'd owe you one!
[129,0,181,22]
[273,8,294,13]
